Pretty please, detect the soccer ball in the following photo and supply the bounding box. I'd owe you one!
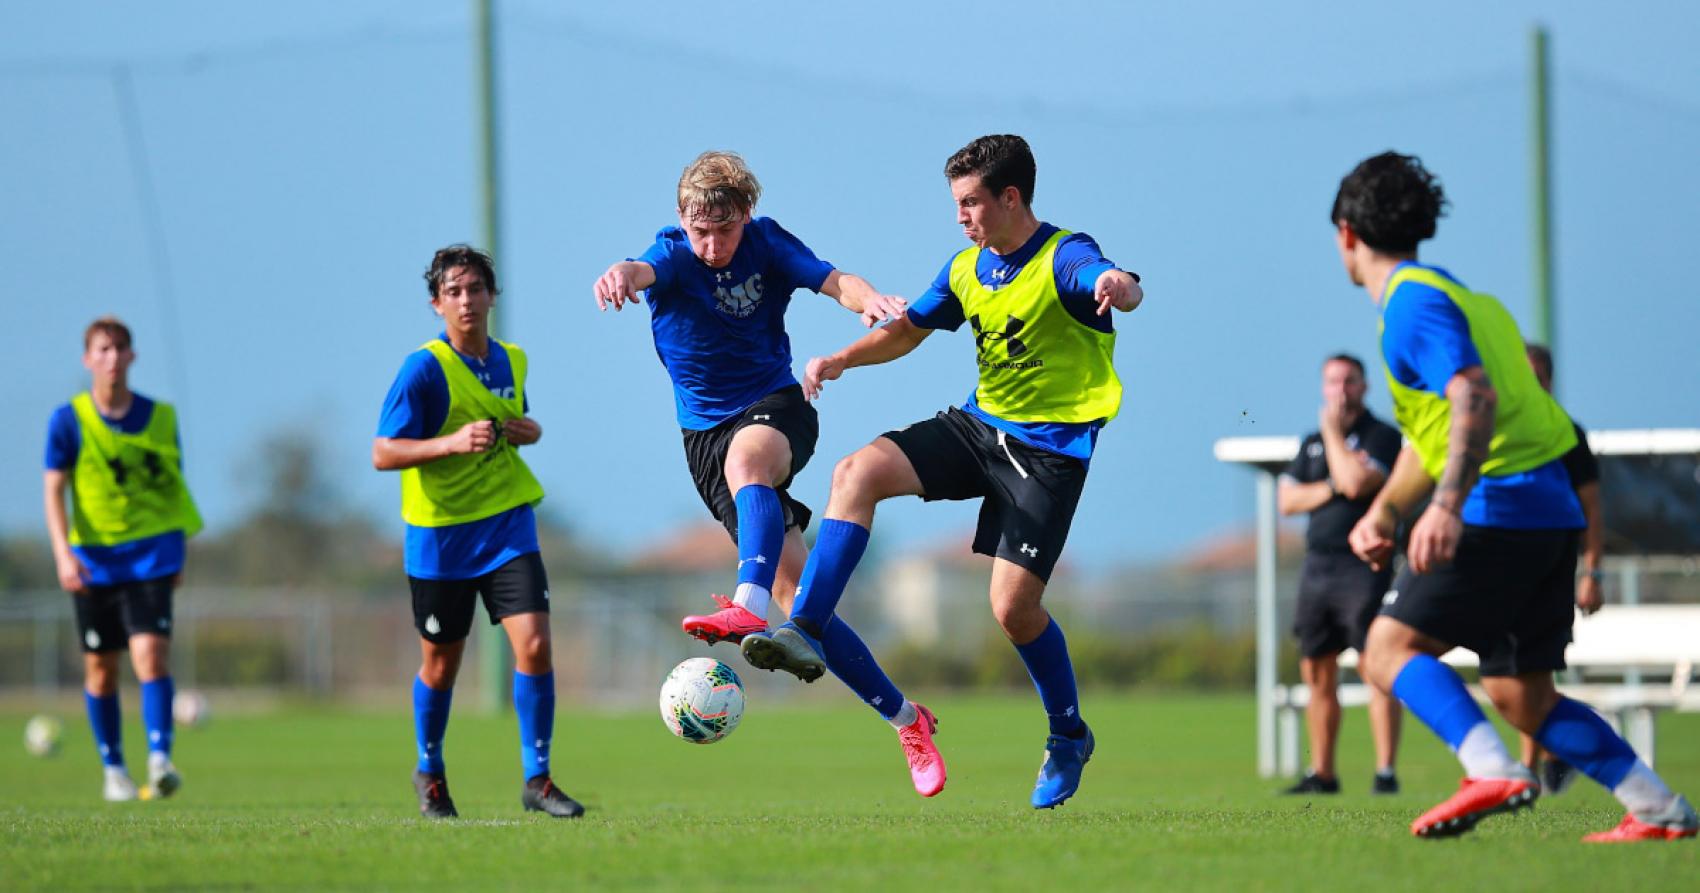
[24,714,62,757]
[659,657,745,744]
[173,689,210,727]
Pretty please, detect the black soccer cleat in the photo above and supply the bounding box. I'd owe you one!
[1282,772,1341,795]
[414,770,458,819]
[522,775,586,819]
[1372,770,1401,795]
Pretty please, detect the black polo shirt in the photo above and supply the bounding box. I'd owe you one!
[1281,410,1403,554]
[1561,420,1598,490]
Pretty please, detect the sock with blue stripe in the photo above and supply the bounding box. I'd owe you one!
[85,690,124,768]
[1391,654,1521,779]
[513,670,555,782]
[732,485,785,618]
[140,676,174,756]
[1535,696,1673,813]
[413,676,452,775]
[817,615,908,723]
[790,519,870,637]
[1015,618,1086,738]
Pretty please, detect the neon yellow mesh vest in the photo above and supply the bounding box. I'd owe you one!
[1380,265,1575,480]
[399,339,545,527]
[948,229,1122,423]
[68,392,202,546]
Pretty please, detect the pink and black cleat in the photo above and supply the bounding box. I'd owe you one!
[681,594,767,645]
[897,703,947,798]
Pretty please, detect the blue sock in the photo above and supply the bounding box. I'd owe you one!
[734,485,784,591]
[413,676,453,775]
[1390,654,1488,749]
[1015,618,1086,738]
[1535,697,1639,789]
[140,676,174,756]
[84,690,124,768]
[513,670,555,782]
[819,616,905,721]
[790,519,870,635]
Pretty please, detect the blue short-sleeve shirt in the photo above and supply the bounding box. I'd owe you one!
[376,335,539,579]
[906,223,1123,463]
[44,393,186,585]
[638,216,835,430]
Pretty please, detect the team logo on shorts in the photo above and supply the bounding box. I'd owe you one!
[1382,589,1399,606]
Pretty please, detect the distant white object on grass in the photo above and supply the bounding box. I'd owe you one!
[24,714,63,757]
[173,689,210,727]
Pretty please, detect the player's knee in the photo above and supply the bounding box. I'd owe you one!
[829,448,885,501]
[84,655,119,695]
[513,634,551,672]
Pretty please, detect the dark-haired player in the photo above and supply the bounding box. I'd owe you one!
[374,245,582,820]
[1277,353,1404,795]
[44,317,201,801]
[741,135,1143,808]
[1333,152,1694,841]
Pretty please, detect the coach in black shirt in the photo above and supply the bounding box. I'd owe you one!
[1277,354,1404,795]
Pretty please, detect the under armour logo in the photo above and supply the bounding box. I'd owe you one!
[716,271,733,282]
[1382,590,1399,606]
[424,615,441,635]
[739,555,769,568]
[1019,543,1039,558]
[871,696,884,706]
[970,313,1029,358]
[753,414,771,421]
[1064,705,1076,717]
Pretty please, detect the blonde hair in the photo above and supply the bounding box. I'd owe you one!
[677,150,761,223]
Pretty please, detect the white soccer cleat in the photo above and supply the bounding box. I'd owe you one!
[103,767,139,802]
[143,752,182,800]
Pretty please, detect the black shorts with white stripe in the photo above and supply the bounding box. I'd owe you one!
[882,407,1087,583]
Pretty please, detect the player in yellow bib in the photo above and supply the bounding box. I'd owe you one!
[43,317,200,802]
[1332,152,1694,842]
[741,135,1143,808]
[372,245,582,820]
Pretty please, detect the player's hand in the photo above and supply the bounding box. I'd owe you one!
[448,419,497,455]
[858,293,908,328]
[503,417,542,446]
[1408,502,1463,574]
[54,550,89,594]
[803,355,846,401]
[1349,501,1398,571]
[594,264,643,312]
[1093,270,1143,315]
[1319,399,1350,435]
[1576,572,1603,616]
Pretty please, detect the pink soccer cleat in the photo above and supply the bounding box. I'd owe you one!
[897,703,947,798]
[1584,796,1698,843]
[681,594,767,645]
[1410,776,1536,838]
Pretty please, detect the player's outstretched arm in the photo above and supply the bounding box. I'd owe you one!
[372,420,498,471]
[1093,269,1143,315]
[594,261,656,312]
[819,270,908,328]
[802,316,932,401]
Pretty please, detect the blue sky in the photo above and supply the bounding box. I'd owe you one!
[4,1,1697,572]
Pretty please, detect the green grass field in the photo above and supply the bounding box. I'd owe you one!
[3,694,1696,890]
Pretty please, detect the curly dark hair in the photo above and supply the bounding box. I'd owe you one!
[423,244,499,299]
[944,134,1036,207]
[1330,152,1448,254]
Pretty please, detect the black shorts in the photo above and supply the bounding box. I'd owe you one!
[1380,526,1577,677]
[73,576,176,653]
[409,552,550,644]
[1293,551,1392,659]
[681,385,818,541]
[883,407,1087,583]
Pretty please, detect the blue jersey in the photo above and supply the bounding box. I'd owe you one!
[638,216,836,430]
[377,334,539,579]
[44,393,186,585]
[906,223,1122,462]
[1381,262,1584,530]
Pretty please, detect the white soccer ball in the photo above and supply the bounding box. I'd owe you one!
[659,657,745,744]
[173,689,210,727]
[24,714,63,757]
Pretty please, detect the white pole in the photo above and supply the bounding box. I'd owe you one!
[1256,471,1278,777]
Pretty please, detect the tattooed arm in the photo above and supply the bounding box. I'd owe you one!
[1407,366,1497,572]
